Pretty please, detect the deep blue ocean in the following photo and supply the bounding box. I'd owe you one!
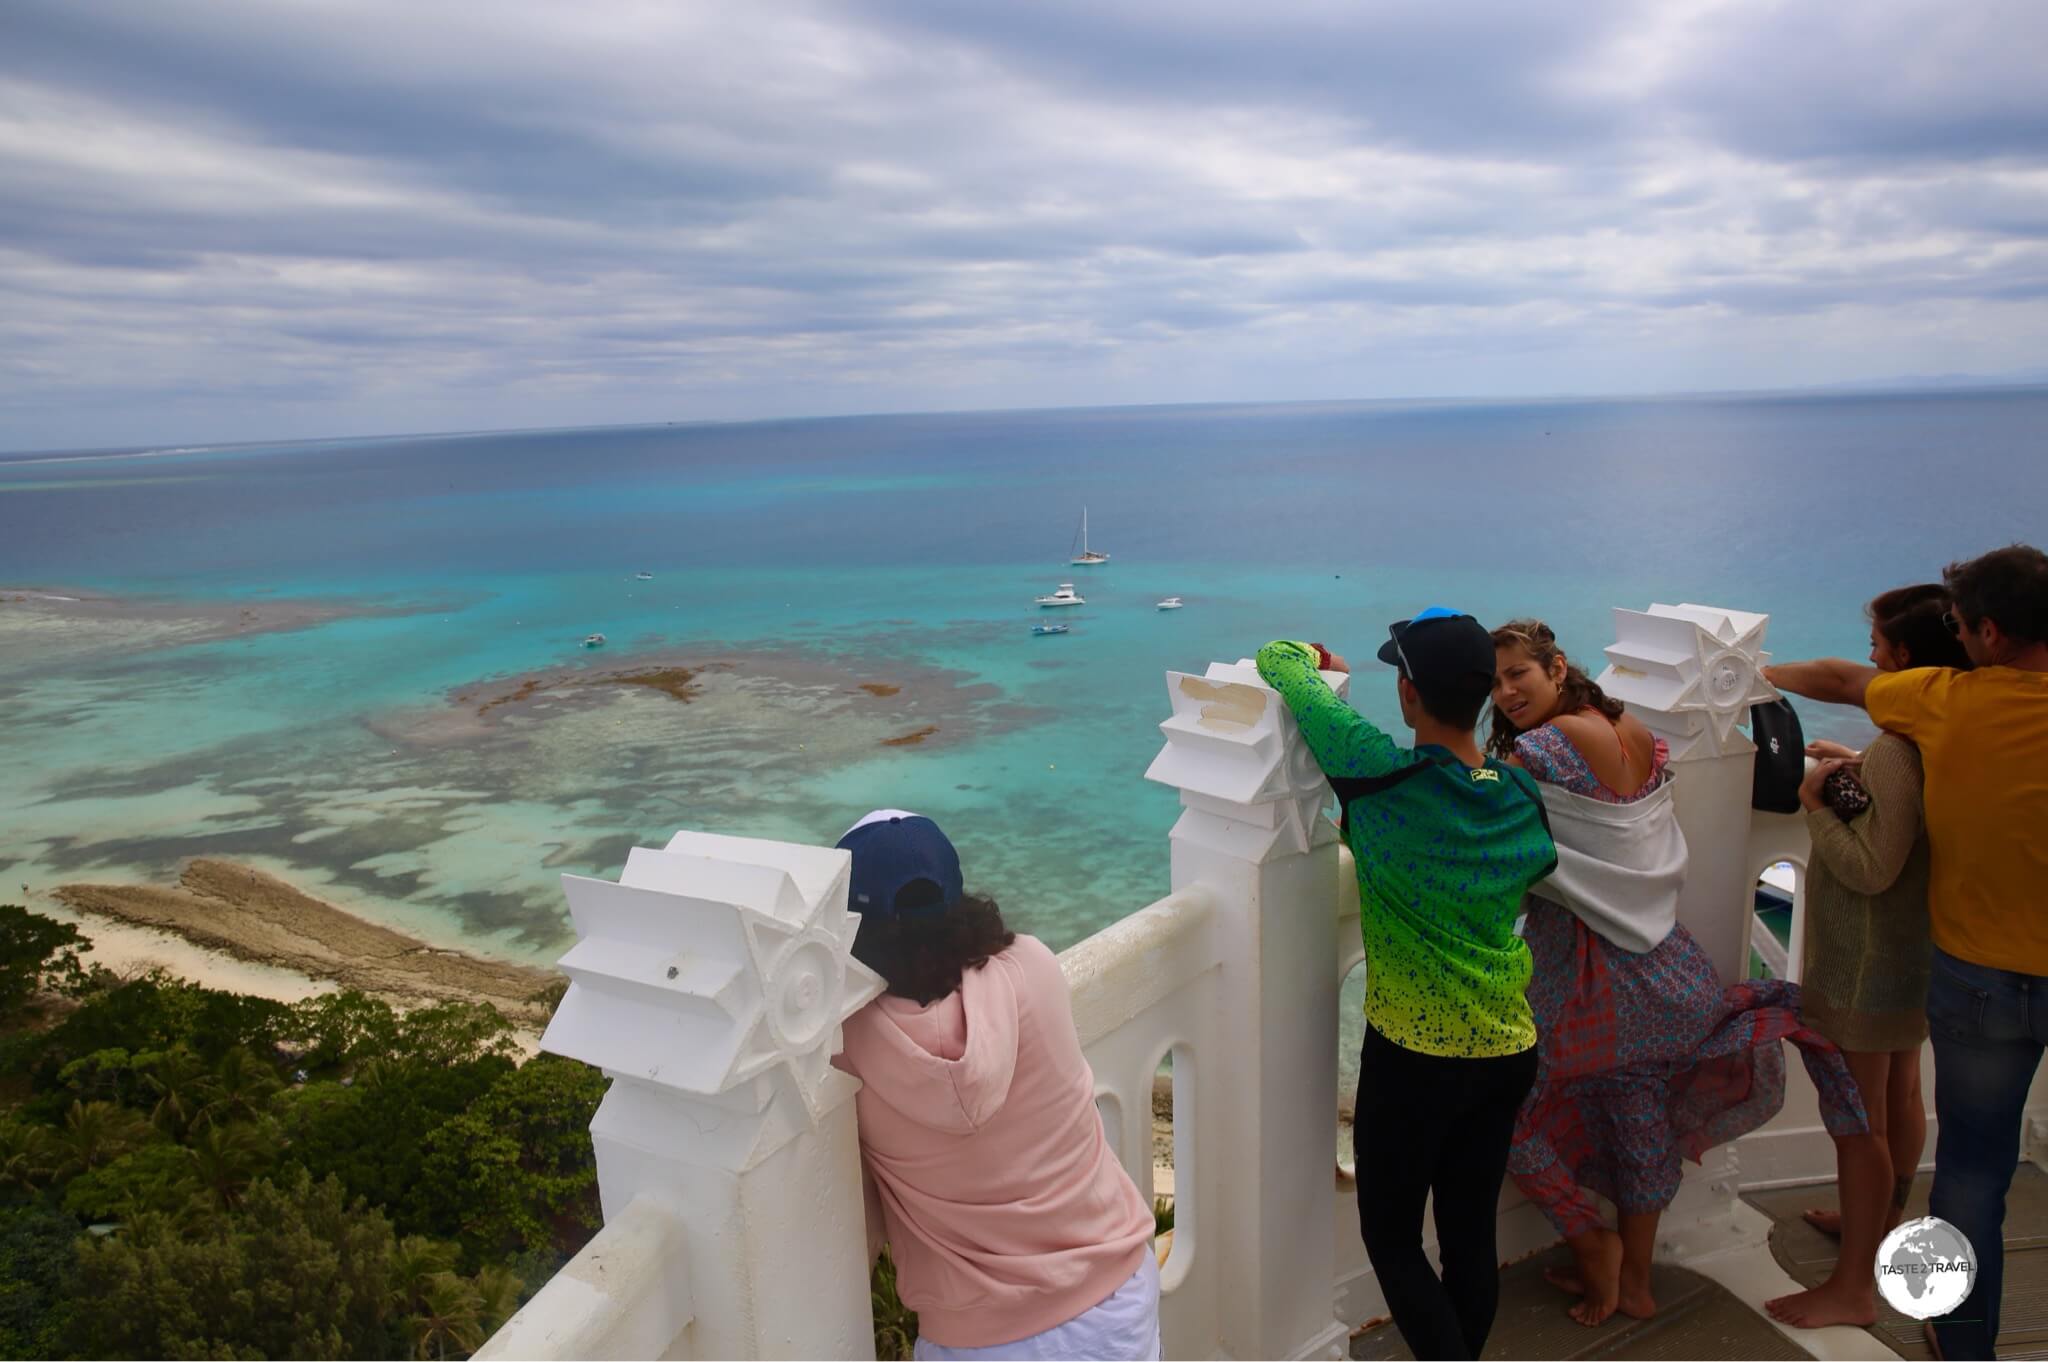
[3,389,2043,968]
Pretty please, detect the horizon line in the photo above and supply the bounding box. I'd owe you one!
[5,372,2046,464]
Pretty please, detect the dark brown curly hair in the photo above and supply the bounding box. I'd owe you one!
[849,891,1016,1006]
[1485,619,1624,761]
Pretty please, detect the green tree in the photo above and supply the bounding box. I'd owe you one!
[275,1054,510,1234]
[0,1200,80,1358]
[0,904,89,1018]
[394,1000,518,1070]
[186,1120,273,1212]
[285,990,399,1073]
[416,1055,607,1263]
[472,1262,524,1337]
[49,1099,152,1181]
[62,1168,402,1360]
[0,1120,51,1194]
[55,1045,138,1105]
[388,1234,461,1314]
[405,1271,485,1360]
[13,974,202,1100]
[60,1141,202,1224]
[139,1046,210,1137]
[194,1045,282,1129]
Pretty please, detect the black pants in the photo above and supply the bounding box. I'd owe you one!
[1355,1026,1538,1361]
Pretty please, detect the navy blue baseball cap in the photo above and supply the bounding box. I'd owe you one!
[835,809,965,920]
[1375,606,1497,696]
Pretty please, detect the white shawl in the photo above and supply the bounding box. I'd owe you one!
[1527,777,1688,954]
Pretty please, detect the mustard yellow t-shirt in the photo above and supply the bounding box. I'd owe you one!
[1866,665,2048,974]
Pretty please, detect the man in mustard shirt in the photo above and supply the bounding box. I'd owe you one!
[1767,544,2048,1360]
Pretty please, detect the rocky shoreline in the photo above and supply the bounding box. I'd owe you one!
[54,858,559,1027]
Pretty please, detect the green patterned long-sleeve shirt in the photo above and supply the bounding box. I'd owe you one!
[1256,639,1556,1058]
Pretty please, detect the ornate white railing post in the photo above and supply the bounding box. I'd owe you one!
[540,831,885,1360]
[1593,608,1785,1254]
[1597,605,1777,986]
[1145,660,1350,1361]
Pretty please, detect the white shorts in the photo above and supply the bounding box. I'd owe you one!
[913,1253,1162,1361]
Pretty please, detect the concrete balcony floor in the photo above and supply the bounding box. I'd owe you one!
[1352,1168,2048,1361]
[1749,1166,2048,1360]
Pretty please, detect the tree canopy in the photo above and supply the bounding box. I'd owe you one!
[0,906,596,1361]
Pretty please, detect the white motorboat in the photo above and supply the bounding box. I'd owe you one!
[1069,507,1110,566]
[1032,622,1070,636]
[1156,596,1184,610]
[582,633,607,648]
[1034,583,1085,607]
[634,571,654,581]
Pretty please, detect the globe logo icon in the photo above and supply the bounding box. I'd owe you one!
[1875,1216,1977,1320]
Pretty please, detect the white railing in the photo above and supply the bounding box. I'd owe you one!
[475,1196,693,1360]
[480,602,2048,1359]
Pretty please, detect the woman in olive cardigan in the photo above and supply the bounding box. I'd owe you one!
[1765,584,1971,1330]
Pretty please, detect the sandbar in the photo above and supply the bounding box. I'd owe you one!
[0,585,437,677]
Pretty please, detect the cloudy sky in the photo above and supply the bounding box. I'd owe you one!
[3,0,2046,451]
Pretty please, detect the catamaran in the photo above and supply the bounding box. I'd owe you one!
[1070,507,1110,565]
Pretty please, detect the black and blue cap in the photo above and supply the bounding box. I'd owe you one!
[1375,605,1497,697]
[835,809,965,920]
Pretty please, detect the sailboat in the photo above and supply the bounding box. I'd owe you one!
[1069,507,1110,566]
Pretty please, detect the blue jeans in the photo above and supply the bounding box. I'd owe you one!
[1927,946,2048,1360]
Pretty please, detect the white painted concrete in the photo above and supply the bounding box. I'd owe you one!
[480,613,2048,1360]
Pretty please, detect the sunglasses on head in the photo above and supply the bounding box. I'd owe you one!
[1393,629,1416,680]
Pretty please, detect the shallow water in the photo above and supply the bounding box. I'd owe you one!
[3,389,2041,967]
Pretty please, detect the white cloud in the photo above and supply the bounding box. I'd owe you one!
[0,0,2043,450]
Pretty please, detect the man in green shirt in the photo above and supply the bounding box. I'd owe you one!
[1258,607,1556,1361]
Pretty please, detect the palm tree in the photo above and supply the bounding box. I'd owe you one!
[388,1235,461,1315]
[0,1121,51,1192]
[50,1100,145,1179]
[142,1047,208,1137]
[194,1047,282,1129]
[472,1263,524,1337]
[405,1272,484,1360]
[185,1121,268,1211]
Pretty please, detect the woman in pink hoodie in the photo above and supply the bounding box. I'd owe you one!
[831,810,1159,1360]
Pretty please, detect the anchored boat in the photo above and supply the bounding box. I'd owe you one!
[1069,507,1110,566]
[1034,583,1085,607]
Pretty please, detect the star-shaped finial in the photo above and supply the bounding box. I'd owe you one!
[1144,659,1345,857]
[1598,603,1776,757]
[544,832,881,1131]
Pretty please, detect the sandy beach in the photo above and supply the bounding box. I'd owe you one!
[53,858,560,1027]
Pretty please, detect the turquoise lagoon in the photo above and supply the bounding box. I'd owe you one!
[2,390,2044,969]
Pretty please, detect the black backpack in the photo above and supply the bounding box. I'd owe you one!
[1750,699,1805,813]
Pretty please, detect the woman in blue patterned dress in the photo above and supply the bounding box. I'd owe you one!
[1490,620,1867,1328]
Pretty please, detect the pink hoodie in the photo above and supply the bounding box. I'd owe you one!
[833,934,1153,1349]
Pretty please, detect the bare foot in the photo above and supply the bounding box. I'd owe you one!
[1765,1279,1878,1329]
[1566,1229,1624,1327]
[1614,1273,1657,1322]
[1801,1208,1843,1236]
